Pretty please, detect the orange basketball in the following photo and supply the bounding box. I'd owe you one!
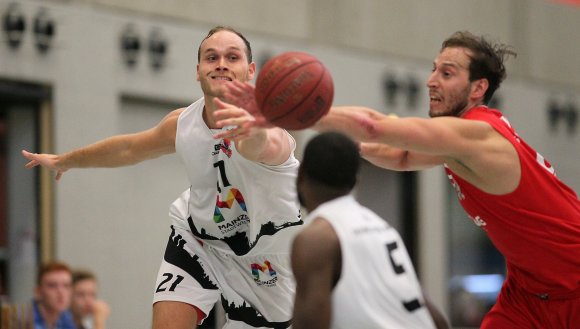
[255,52,334,130]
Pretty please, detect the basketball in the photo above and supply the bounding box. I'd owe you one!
[255,52,334,130]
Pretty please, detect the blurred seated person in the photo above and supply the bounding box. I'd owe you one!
[33,261,76,329]
[71,270,110,329]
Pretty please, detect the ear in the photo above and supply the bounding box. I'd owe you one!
[471,78,489,101]
[196,63,200,81]
[248,62,256,80]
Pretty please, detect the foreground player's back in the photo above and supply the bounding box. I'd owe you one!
[312,195,436,329]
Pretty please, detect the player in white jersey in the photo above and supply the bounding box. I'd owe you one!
[154,95,301,329]
[22,26,301,329]
[292,132,448,329]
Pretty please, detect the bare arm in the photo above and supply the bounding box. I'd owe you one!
[360,142,445,171]
[291,218,340,329]
[316,106,520,194]
[22,109,181,180]
[316,106,490,156]
[213,98,292,166]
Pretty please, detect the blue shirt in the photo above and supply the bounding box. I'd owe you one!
[33,300,77,329]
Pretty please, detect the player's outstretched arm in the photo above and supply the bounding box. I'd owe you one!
[313,106,395,141]
[360,142,445,171]
[22,109,181,180]
[291,218,340,329]
[317,106,503,158]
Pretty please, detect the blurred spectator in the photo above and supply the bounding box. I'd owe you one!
[33,261,76,329]
[71,270,110,329]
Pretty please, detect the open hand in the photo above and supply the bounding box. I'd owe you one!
[213,98,260,140]
[21,150,67,180]
[222,80,273,128]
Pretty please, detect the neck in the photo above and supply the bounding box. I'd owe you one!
[459,101,485,117]
[305,185,349,212]
[202,96,220,128]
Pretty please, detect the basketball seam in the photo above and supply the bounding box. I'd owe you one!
[258,60,319,116]
[266,63,326,124]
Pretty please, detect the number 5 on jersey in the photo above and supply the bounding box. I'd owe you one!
[386,241,422,312]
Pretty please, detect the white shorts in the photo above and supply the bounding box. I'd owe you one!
[153,225,295,329]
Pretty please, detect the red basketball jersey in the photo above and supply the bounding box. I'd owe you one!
[445,106,580,296]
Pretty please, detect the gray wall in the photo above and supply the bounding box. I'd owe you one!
[1,0,579,327]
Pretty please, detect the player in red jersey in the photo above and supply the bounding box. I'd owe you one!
[220,30,580,328]
[313,31,580,328]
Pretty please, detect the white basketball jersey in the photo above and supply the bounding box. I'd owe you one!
[174,98,302,256]
[306,195,436,329]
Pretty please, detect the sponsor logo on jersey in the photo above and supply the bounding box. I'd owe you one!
[214,188,247,223]
[212,138,233,158]
[469,214,488,230]
[217,214,250,234]
[446,172,465,201]
[251,261,278,287]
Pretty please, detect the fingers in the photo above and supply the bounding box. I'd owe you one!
[21,149,65,180]
[225,80,254,98]
[222,81,261,116]
[223,80,245,98]
[213,130,237,140]
[21,149,35,160]
[215,112,255,129]
[25,160,39,168]
[213,121,256,140]
[22,150,40,168]
[213,97,231,110]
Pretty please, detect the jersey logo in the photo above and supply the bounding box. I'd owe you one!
[213,188,247,223]
[536,153,556,175]
[500,115,521,143]
[446,172,465,201]
[469,215,487,230]
[213,139,233,158]
[251,261,278,287]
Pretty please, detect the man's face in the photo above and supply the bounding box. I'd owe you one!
[71,279,97,317]
[36,270,73,313]
[426,47,476,118]
[197,30,256,98]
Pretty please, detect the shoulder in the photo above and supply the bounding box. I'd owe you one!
[459,107,506,133]
[166,108,186,120]
[156,108,187,134]
[165,98,205,123]
[292,217,340,273]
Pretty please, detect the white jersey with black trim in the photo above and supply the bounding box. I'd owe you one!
[306,195,436,329]
[175,98,302,257]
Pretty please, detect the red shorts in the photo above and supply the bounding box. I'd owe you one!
[481,278,580,329]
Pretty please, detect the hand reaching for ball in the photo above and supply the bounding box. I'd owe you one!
[222,80,273,128]
[254,52,333,130]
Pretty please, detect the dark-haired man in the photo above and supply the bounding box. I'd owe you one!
[312,31,580,328]
[291,132,447,329]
